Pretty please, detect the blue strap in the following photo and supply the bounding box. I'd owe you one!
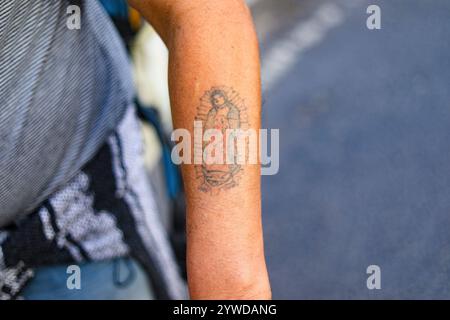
[136,102,182,200]
[99,0,129,19]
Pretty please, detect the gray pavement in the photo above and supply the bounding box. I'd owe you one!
[254,0,450,299]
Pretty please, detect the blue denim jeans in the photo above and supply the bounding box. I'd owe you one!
[21,258,154,300]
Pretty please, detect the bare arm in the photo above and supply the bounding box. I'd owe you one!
[129,0,271,299]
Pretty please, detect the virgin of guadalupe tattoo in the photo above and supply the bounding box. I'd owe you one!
[195,86,249,193]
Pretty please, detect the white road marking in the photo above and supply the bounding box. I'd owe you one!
[261,2,353,91]
[246,0,263,7]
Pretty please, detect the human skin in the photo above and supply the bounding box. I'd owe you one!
[128,0,271,299]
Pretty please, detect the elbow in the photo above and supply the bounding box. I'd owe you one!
[165,0,257,50]
[130,0,257,51]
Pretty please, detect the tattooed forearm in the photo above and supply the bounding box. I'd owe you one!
[195,86,249,193]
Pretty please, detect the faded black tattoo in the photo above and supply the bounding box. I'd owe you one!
[195,86,249,193]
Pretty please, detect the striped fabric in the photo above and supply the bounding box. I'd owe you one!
[0,0,187,299]
[0,0,134,226]
[0,107,187,299]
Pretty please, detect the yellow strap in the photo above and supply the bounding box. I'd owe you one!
[128,6,142,31]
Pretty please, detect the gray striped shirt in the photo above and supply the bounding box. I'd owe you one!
[0,0,134,226]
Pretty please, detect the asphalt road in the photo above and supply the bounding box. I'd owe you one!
[253,0,450,299]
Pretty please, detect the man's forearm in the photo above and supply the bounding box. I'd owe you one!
[130,0,271,299]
